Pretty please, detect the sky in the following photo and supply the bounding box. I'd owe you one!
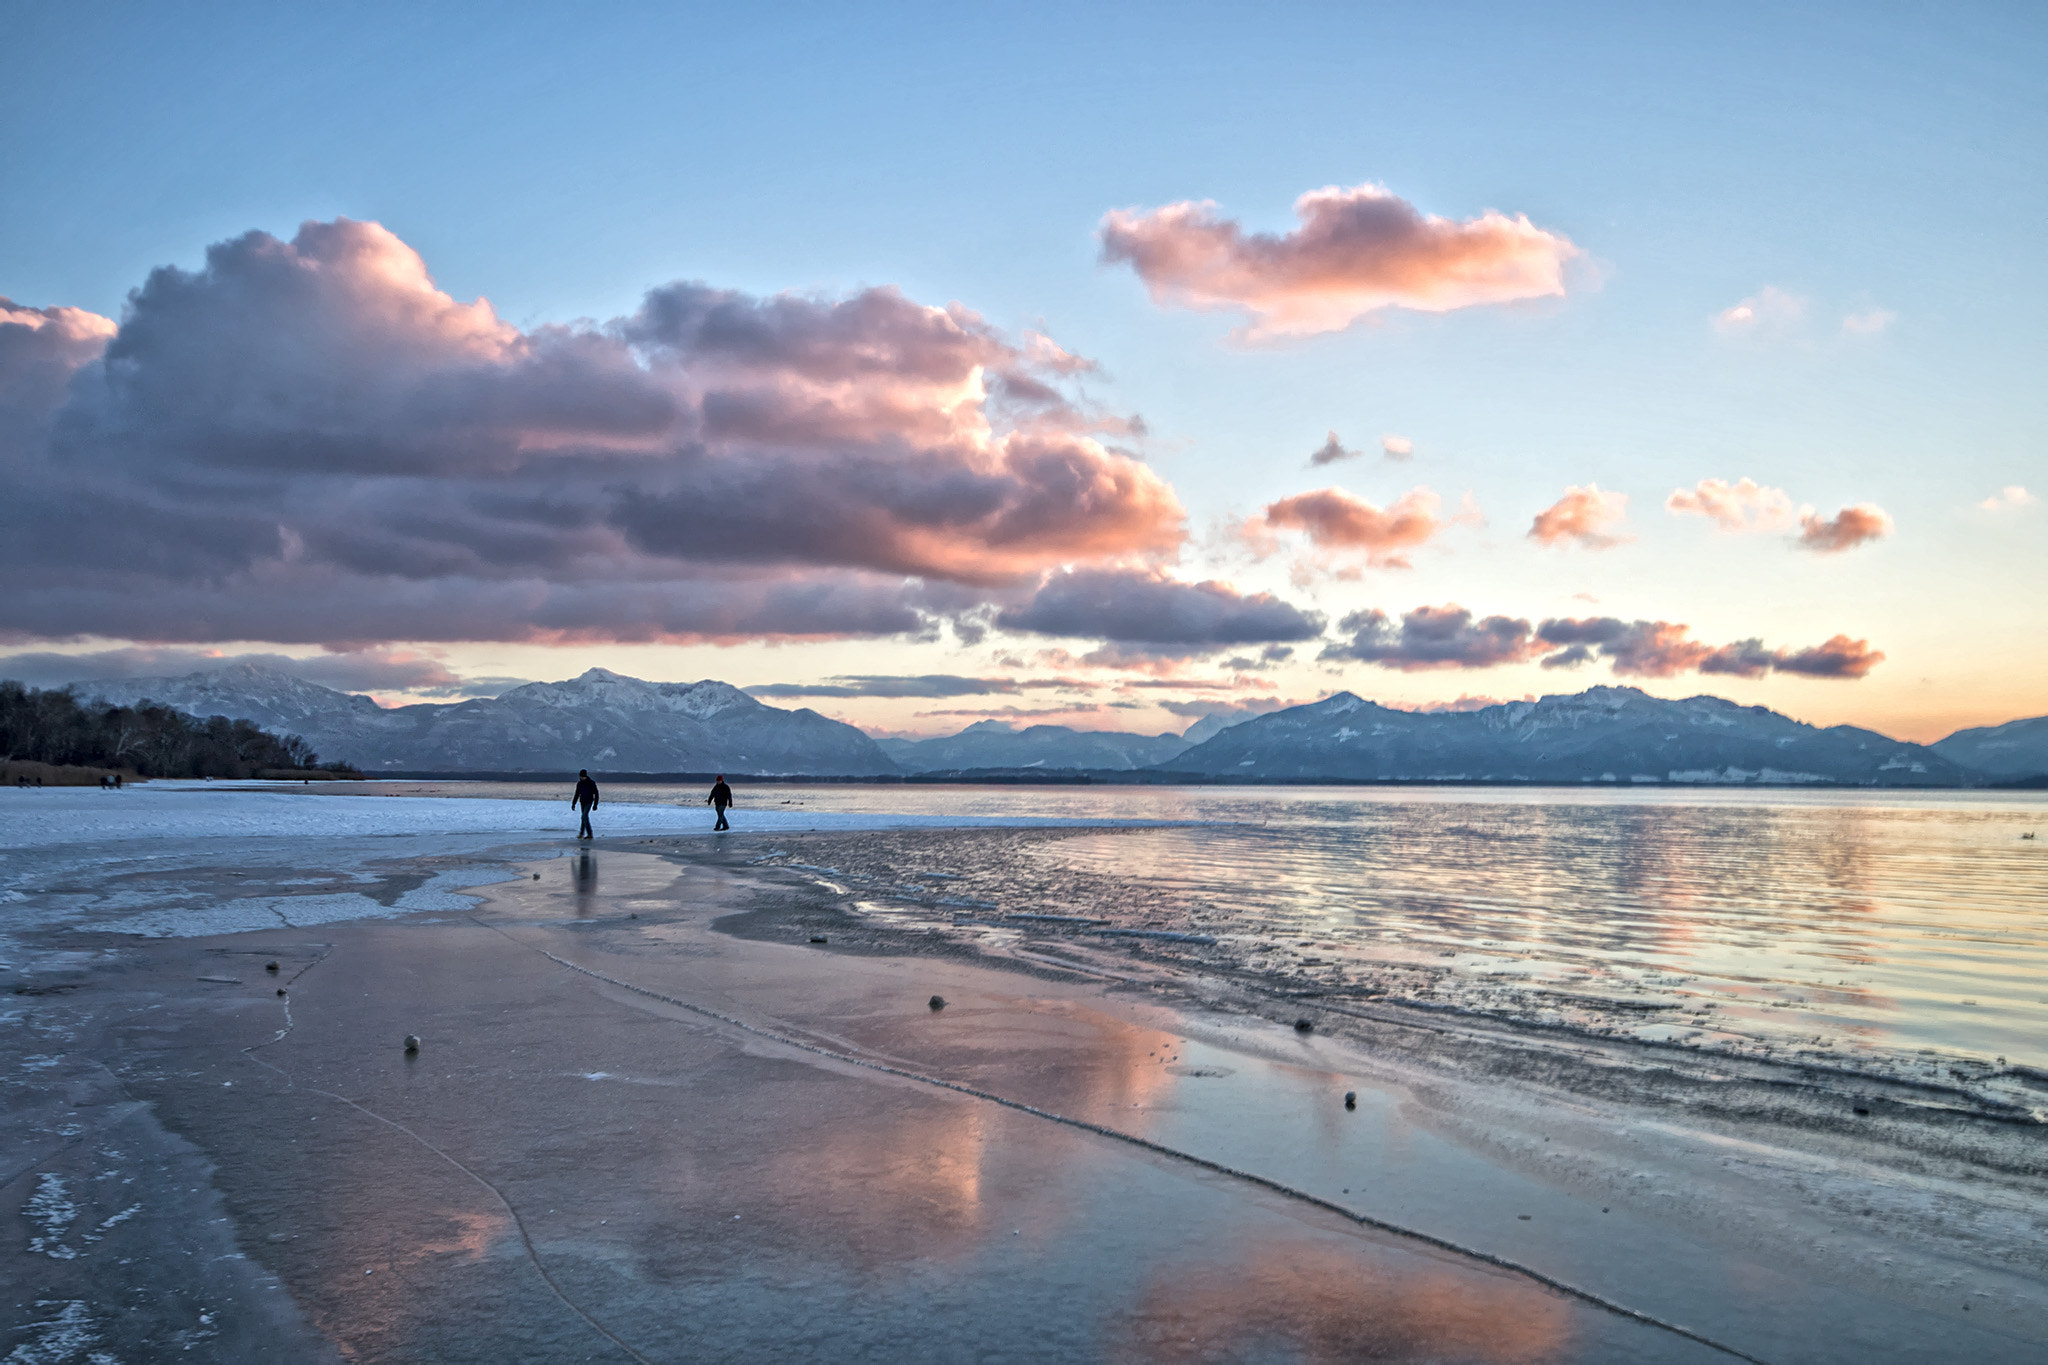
[2,0,2042,742]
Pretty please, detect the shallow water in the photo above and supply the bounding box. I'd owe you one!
[421,780,2048,1080]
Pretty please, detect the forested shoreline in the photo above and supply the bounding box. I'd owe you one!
[0,681,354,779]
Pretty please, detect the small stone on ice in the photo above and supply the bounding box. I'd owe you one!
[265,961,279,972]
[276,988,286,997]
[403,1035,421,1054]
[929,995,947,1011]
[1294,1018,1313,1033]
[810,935,828,943]
[1343,1091,1357,1110]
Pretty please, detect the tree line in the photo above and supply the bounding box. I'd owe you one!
[0,680,354,778]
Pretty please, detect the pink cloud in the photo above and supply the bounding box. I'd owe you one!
[1797,503,1892,553]
[1665,477,1797,533]
[1528,483,1629,548]
[1250,486,1448,568]
[1099,182,1579,339]
[1977,485,2033,512]
[0,220,1186,646]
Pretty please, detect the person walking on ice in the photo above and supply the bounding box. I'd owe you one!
[707,774,733,831]
[572,769,601,839]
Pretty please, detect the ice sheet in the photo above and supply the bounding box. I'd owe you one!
[0,782,1151,852]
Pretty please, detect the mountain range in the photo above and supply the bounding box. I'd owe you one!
[74,665,894,775]
[45,663,2046,785]
[1158,686,1973,785]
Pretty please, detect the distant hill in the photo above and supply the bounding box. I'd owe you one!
[71,665,896,775]
[1161,685,1970,785]
[1931,714,2048,780]
[878,720,1190,773]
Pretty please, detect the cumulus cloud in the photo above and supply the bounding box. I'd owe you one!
[1668,479,1889,553]
[1249,487,1449,568]
[1797,503,1892,553]
[1528,483,1629,548]
[1307,431,1360,466]
[1978,485,2033,513]
[0,219,1184,648]
[996,567,1325,656]
[1099,182,1579,339]
[0,299,118,437]
[1712,286,1806,334]
[1322,604,1880,680]
[1381,434,1414,461]
[1841,307,1896,335]
[1665,477,1797,533]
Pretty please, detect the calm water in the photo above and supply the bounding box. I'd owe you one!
[362,781,2048,1077]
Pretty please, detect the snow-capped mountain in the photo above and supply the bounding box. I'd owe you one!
[1163,685,1970,785]
[72,665,897,775]
[878,720,1190,773]
[1930,714,2048,780]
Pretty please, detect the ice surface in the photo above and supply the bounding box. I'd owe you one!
[0,783,1148,852]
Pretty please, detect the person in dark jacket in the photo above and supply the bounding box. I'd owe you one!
[707,774,733,831]
[572,770,600,839]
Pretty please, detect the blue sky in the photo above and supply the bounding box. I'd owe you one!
[3,1,2043,739]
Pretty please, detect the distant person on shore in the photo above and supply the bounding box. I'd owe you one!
[707,774,733,831]
[572,769,601,839]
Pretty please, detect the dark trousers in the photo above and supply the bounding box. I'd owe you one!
[578,803,595,838]
[713,802,730,830]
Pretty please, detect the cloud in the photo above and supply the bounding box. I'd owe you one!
[0,219,1184,648]
[1323,605,1539,671]
[0,299,118,437]
[1528,483,1629,548]
[1977,485,2033,512]
[0,645,508,697]
[1381,434,1414,461]
[1841,307,1896,335]
[1323,605,1881,680]
[1538,616,1883,679]
[1249,487,1449,568]
[1665,477,1797,532]
[996,567,1325,656]
[1765,634,1885,679]
[1796,503,1892,553]
[1535,617,1712,676]
[1099,182,1579,339]
[1307,430,1360,466]
[1712,286,1806,334]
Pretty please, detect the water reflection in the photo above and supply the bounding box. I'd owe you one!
[572,850,597,913]
[1117,1235,1573,1363]
[730,791,2048,1074]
